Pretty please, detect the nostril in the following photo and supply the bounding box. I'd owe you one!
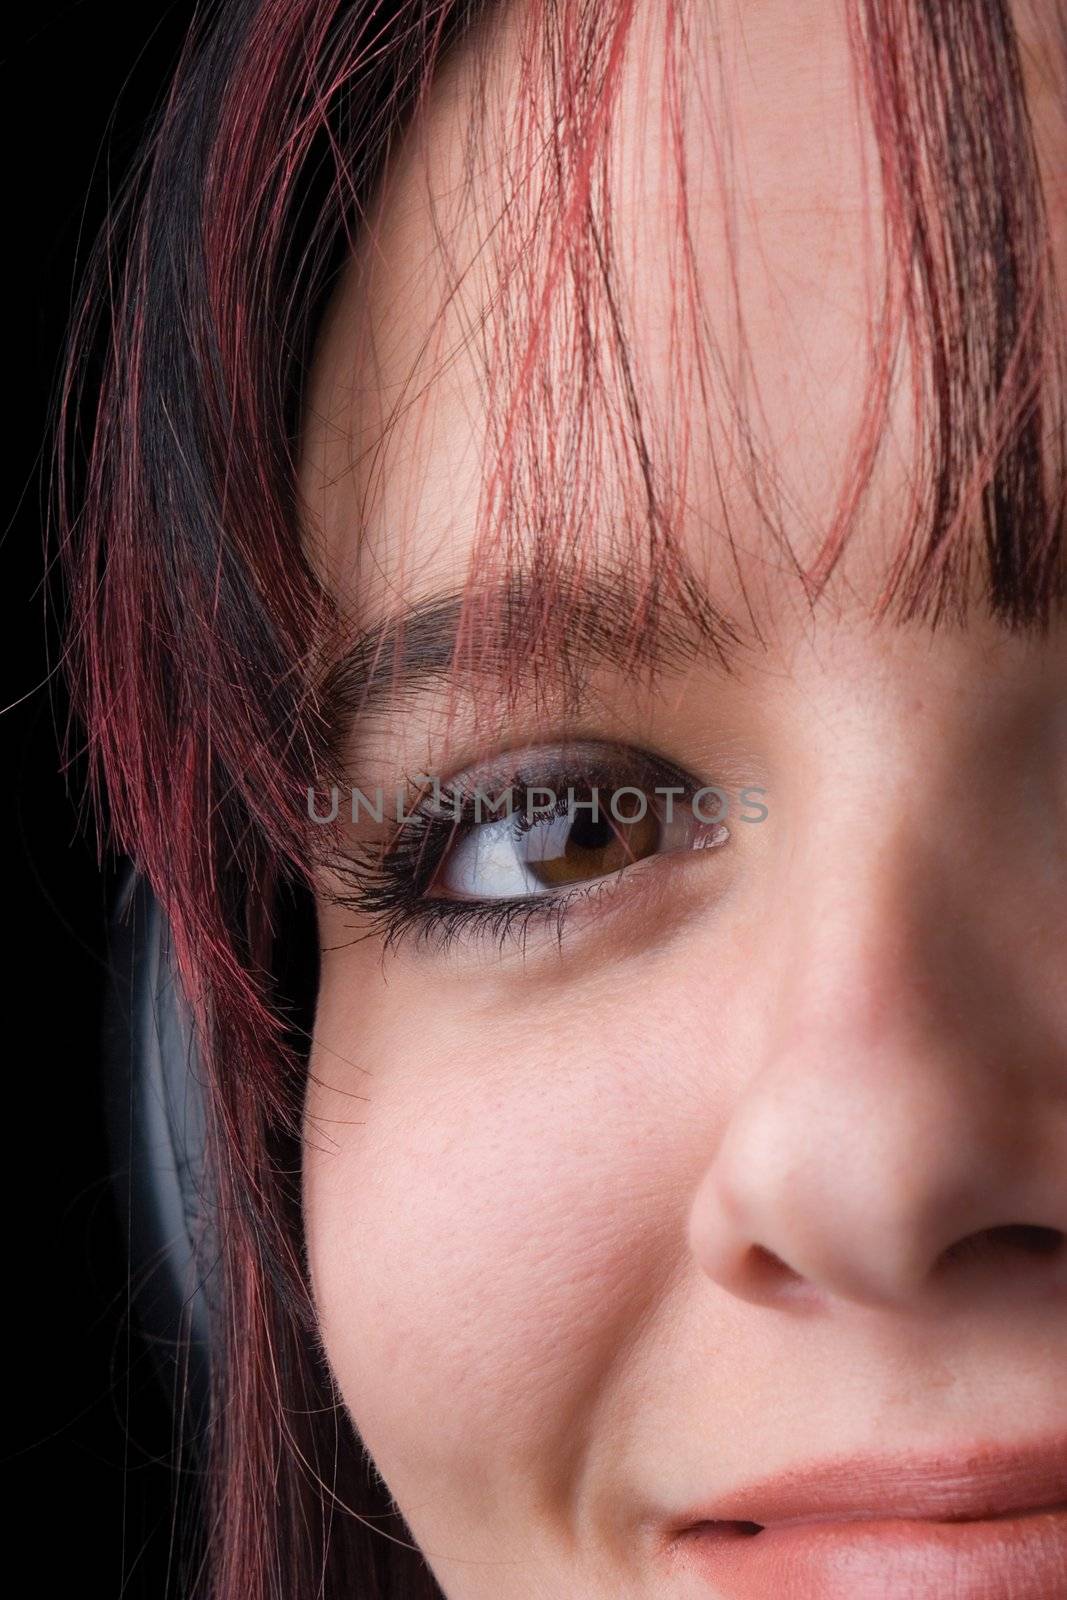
[746,1244,804,1288]
[936,1224,1065,1271]
[1004,1224,1065,1256]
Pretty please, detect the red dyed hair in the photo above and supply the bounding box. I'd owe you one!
[51,1,1065,1595]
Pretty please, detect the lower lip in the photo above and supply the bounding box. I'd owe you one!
[673,1507,1067,1599]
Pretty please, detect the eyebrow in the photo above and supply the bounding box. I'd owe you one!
[316,512,1067,760]
[318,560,753,756]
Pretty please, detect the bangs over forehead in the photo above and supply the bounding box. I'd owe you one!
[314,0,1067,747]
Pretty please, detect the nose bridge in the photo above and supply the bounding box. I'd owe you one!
[768,736,966,1048]
[764,696,1042,1055]
[687,734,1067,1314]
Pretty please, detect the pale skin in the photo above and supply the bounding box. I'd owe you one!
[297,1,1067,1596]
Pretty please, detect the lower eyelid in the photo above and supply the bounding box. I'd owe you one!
[544,831,734,940]
[453,834,717,950]
[371,817,736,963]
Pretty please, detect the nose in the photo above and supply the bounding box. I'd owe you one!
[687,807,1067,1315]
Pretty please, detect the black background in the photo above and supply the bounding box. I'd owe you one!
[6,4,199,1589]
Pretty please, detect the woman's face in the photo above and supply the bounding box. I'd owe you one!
[298,1,1067,1595]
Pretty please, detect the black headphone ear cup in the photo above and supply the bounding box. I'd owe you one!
[102,862,218,1444]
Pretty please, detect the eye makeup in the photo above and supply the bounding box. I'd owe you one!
[320,738,734,958]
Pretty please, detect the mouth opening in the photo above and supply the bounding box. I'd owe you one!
[682,1520,765,1541]
[681,1504,1067,1540]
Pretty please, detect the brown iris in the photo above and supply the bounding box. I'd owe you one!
[524,795,661,887]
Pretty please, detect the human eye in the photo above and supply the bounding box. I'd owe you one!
[322,739,732,959]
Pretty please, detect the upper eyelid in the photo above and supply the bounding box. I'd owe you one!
[409,736,702,805]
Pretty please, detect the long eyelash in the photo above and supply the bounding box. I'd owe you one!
[321,743,699,958]
[324,811,619,959]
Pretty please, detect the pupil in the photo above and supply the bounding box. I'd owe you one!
[569,811,615,852]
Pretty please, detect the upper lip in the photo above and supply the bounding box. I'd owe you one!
[671,1431,1067,1533]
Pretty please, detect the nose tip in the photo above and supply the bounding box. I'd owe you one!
[687,1087,1067,1315]
[692,1215,1067,1313]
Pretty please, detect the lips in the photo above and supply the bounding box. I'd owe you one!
[665,1433,1067,1599]
[676,1512,1067,1600]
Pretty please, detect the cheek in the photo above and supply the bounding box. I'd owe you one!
[299,948,739,1506]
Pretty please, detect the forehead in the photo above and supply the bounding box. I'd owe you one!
[298,0,1066,656]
